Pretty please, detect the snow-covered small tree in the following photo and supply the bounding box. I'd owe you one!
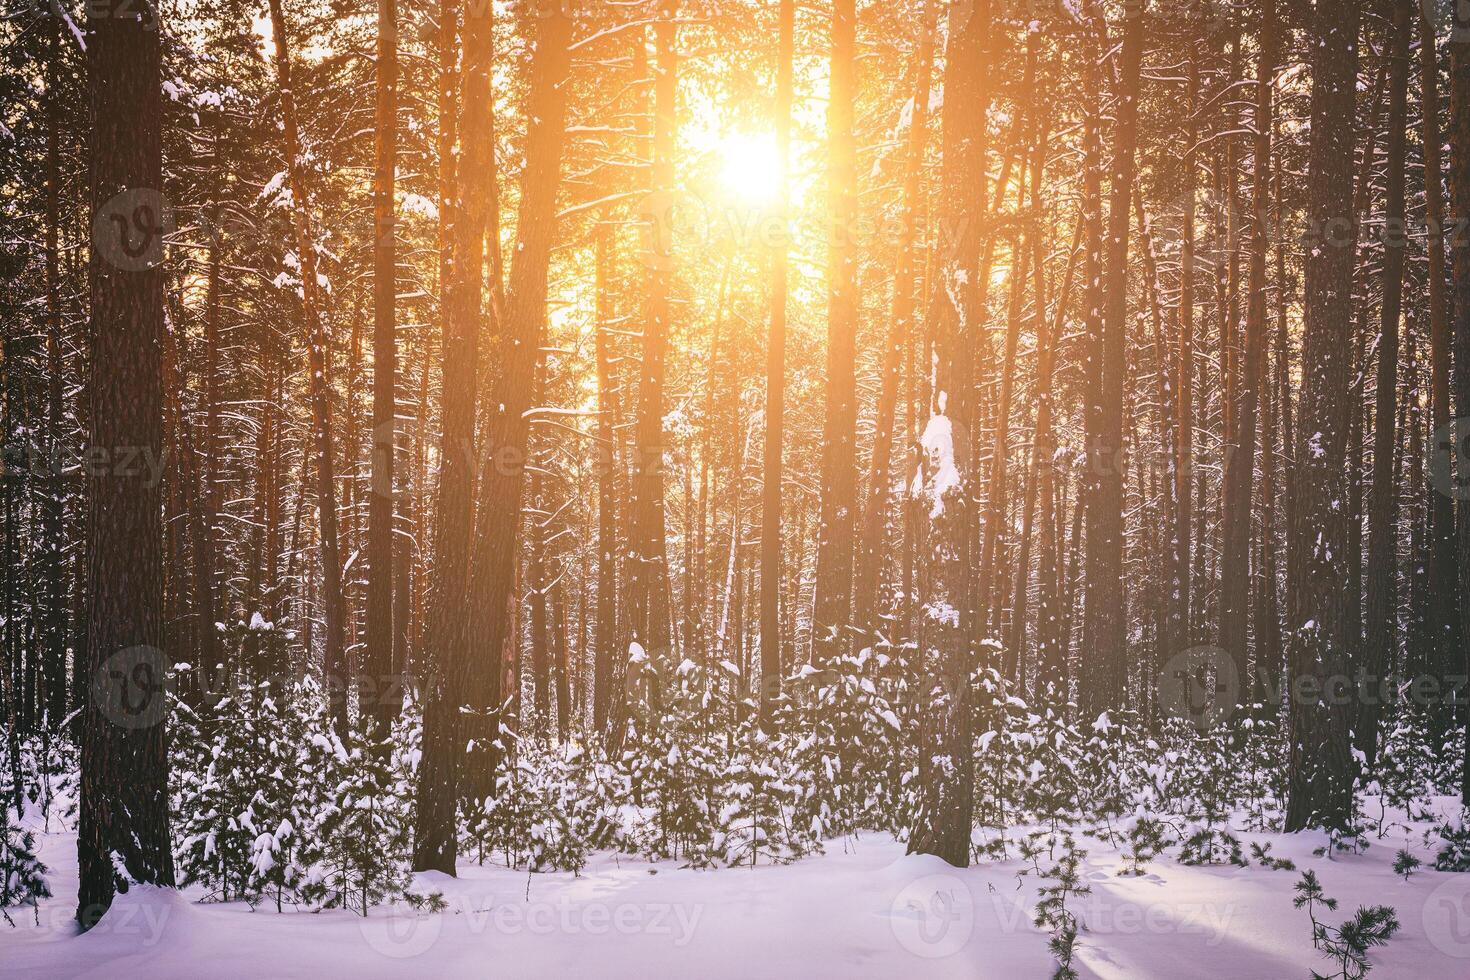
[621,657,725,865]
[1,806,49,926]
[173,670,302,905]
[1075,707,1146,844]
[719,723,819,867]
[249,816,301,912]
[1433,815,1470,871]
[1118,816,1169,876]
[296,713,410,915]
[1034,833,1090,980]
[784,644,900,840]
[474,740,544,869]
[1365,709,1437,833]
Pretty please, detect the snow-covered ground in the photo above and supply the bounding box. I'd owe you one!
[8,800,1470,978]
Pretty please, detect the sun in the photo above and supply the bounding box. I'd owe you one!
[716,133,784,206]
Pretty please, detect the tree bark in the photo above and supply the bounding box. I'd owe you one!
[593,223,618,734]
[853,0,937,649]
[465,0,574,780]
[78,0,176,924]
[908,0,990,870]
[1080,0,1144,720]
[760,0,795,730]
[1362,0,1411,765]
[266,0,349,735]
[626,1,677,659]
[1450,15,1470,804]
[1176,12,1200,646]
[42,14,68,726]
[811,0,860,664]
[366,0,399,738]
[413,0,484,875]
[1285,0,1361,833]
[1218,0,1275,703]
[1422,6,1460,697]
[1026,221,1081,695]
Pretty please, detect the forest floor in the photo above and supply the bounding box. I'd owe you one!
[7,796,1470,979]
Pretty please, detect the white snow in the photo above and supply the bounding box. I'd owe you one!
[918,414,961,518]
[13,799,1470,979]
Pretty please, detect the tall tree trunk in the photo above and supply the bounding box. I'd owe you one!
[413,0,483,875]
[1284,0,1361,833]
[981,39,1037,657]
[1176,12,1200,645]
[553,576,571,743]
[908,0,990,870]
[854,0,937,648]
[42,13,67,726]
[528,351,551,734]
[465,0,574,778]
[366,0,399,738]
[1254,123,1290,704]
[627,1,677,660]
[1362,0,1411,765]
[78,0,176,923]
[1341,64,1389,675]
[811,0,860,664]
[530,469,551,734]
[593,223,618,734]
[1450,17,1470,805]
[1422,6,1460,697]
[982,223,1030,647]
[1080,0,1143,720]
[1027,222,1082,695]
[760,0,795,730]
[1218,0,1275,703]
[267,0,349,734]
[1135,191,1182,692]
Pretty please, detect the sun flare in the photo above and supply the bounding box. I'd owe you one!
[716,133,784,205]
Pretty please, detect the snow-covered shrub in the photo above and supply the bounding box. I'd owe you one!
[1250,841,1295,872]
[1075,708,1147,845]
[1366,708,1437,833]
[296,711,410,915]
[172,669,302,905]
[1235,711,1288,831]
[719,722,820,867]
[972,665,1044,836]
[472,737,605,873]
[620,658,726,865]
[1118,816,1169,876]
[0,806,49,925]
[1433,817,1470,872]
[1178,825,1246,867]
[783,644,900,840]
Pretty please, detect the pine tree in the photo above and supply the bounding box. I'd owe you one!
[297,712,409,914]
[0,806,49,925]
[172,664,301,905]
